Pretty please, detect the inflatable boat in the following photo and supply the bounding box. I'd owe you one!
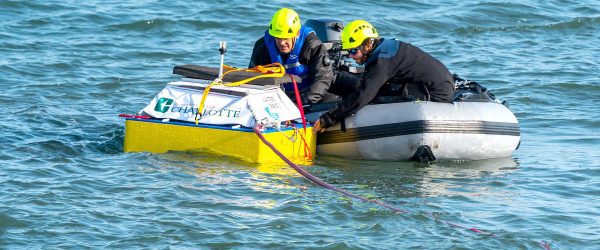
[306,80,520,161]
[301,19,520,161]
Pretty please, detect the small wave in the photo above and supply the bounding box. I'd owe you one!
[453,16,600,34]
[120,51,179,60]
[546,81,600,92]
[106,19,225,32]
[0,31,16,40]
[88,127,124,154]
[547,136,600,145]
[28,139,82,157]
[19,17,52,27]
[0,213,28,228]
[544,16,600,30]
[0,1,73,12]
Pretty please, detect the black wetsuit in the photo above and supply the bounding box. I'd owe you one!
[249,32,334,104]
[322,38,455,127]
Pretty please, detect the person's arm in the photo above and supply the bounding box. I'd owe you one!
[319,58,393,128]
[249,37,267,68]
[302,34,334,104]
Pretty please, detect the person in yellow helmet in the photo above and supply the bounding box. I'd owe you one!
[249,8,335,104]
[315,20,455,132]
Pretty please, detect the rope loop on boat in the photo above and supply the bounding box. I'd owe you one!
[195,63,286,124]
[283,121,312,159]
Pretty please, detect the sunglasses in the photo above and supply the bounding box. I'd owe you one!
[348,46,361,55]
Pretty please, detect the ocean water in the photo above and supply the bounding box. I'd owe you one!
[1,0,599,249]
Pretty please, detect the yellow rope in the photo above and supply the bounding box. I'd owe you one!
[195,63,286,124]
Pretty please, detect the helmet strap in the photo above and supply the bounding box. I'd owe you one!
[290,35,297,51]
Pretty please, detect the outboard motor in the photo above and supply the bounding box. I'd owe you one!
[304,19,344,69]
[304,19,343,44]
[304,19,364,74]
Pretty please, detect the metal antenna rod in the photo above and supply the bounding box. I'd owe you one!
[218,41,227,79]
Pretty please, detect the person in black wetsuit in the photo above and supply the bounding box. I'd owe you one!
[249,8,335,104]
[315,20,455,132]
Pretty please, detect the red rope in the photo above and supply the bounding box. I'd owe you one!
[254,125,406,213]
[289,75,309,158]
[118,114,151,119]
[296,126,313,160]
[290,75,307,132]
[253,126,553,249]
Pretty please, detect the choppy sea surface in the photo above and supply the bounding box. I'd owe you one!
[1,0,599,249]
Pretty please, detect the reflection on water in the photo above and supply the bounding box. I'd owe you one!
[144,147,519,204]
[310,156,519,199]
[157,149,309,176]
[156,150,520,202]
[418,157,519,197]
[151,150,310,208]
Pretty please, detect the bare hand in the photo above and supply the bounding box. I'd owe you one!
[313,120,327,134]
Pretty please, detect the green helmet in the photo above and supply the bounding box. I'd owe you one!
[268,8,301,39]
[341,20,378,49]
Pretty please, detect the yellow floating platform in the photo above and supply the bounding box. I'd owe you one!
[124,118,316,165]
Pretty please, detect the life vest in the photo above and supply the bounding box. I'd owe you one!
[264,26,315,91]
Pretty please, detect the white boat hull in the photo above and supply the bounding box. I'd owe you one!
[315,101,520,161]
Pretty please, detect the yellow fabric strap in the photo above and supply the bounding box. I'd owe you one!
[195,63,286,124]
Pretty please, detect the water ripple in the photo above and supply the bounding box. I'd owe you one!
[453,16,600,34]
[0,1,598,249]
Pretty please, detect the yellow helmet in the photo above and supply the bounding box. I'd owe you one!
[341,20,378,49]
[268,8,301,39]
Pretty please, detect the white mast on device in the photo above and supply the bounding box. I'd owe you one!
[218,41,227,80]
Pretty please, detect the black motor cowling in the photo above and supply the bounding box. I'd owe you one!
[304,19,346,70]
[304,19,344,43]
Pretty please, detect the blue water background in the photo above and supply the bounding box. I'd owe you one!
[1,0,599,248]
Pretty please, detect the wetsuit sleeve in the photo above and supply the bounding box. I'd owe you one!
[249,37,268,68]
[301,34,334,104]
[330,58,393,121]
